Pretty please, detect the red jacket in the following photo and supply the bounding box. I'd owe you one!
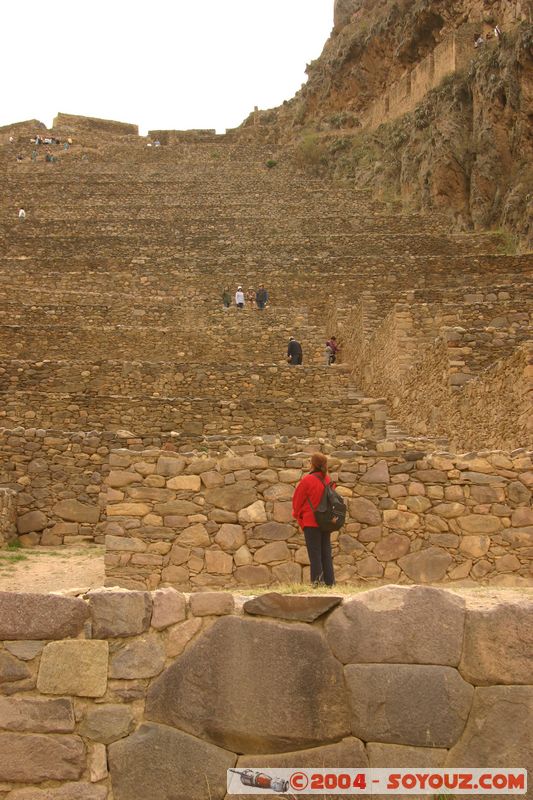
[292,471,333,530]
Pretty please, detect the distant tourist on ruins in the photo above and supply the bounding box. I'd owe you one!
[292,452,336,587]
[246,288,256,306]
[31,149,37,162]
[222,287,232,309]
[256,284,269,310]
[287,336,303,365]
[494,24,503,42]
[474,33,485,48]
[235,286,245,309]
[325,336,340,365]
[18,207,26,221]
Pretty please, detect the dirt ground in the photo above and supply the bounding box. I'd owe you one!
[0,546,105,593]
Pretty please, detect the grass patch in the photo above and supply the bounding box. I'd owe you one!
[231,582,372,596]
[494,229,518,255]
[0,552,28,564]
[7,539,22,550]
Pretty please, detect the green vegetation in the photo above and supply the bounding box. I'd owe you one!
[265,159,277,169]
[295,133,328,175]
[495,229,519,255]
[7,539,22,550]
[0,551,28,564]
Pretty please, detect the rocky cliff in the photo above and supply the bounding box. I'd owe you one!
[239,0,533,249]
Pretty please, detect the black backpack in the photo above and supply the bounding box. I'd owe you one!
[307,473,347,533]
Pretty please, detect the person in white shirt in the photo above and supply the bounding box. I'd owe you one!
[18,208,26,221]
[235,286,245,309]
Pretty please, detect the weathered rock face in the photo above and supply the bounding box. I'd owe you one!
[446,685,533,773]
[243,592,342,622]
[108,723,236,800]
[325,585,465,665]
[0,733,85,782]
[0,593,89,640]
[345,664,473,747]
[0,586,530,799]
[459,598,533,684]
[0,698,75,733]
[87,589,152,638]
[146,616,351,753]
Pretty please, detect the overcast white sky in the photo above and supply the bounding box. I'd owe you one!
[2,0,333,134]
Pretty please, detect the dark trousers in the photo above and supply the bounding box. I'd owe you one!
[304,527,335,586]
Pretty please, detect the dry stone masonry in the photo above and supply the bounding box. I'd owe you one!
[0,585,531,800]
[104,444,532,589]
[0,113,531,591]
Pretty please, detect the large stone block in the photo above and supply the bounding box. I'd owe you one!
[219,455,268,472]
[234,565,271,585]
[254,521,294,541]
[37,641,108,697]
[244,593,342,622]
[189,592,234,616]
[109,635,166,679]
[87,588,152,637]
[238,500,267,523]
[146,616,350,753]
[79,704,136,744]
[446,686,533,776]
[459,599,533,684]
[0,592,89,640]
[360,460,389,483]
[231,738,368,797]
[325,586,465,665]
[205,482,257,512]
[109,723,236,800]
[374,532,410,561]
[459,515,502,534]
[367,742,447,767]
[345,664,473,747]
[254,541,291,564]
[5,785,107,800]
[17,510,48,534]
[0,651,31,684]
[214,523,245,550]
[398,547,453,582]
[156,456,185,476]
[0,697,75,732]
[0,733,85,782]
[349,496,381,525]
[53,500,100,523]
[205,550,233,574]
[151,587,187,629]
[383,510,419,531]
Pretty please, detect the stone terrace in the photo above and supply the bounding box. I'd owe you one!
[0,120,531,588]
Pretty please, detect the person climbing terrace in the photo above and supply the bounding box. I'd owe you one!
[326,335,340,364]
[256,283,269,310]
[222,287,232,309]
[287,336,303,365]
[292,452,336,587]
[18,207,26,221]
[235,286,245,309]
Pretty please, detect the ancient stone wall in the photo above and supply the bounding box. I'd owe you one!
[52,114,138,137]
[104,446,532,590]
[365,25,486,129]
[0,489,17,548]
[397,340,533,451]
[0,586,531,800]
[0,428,195,548]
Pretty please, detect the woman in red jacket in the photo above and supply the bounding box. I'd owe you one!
[292,452,335,587]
